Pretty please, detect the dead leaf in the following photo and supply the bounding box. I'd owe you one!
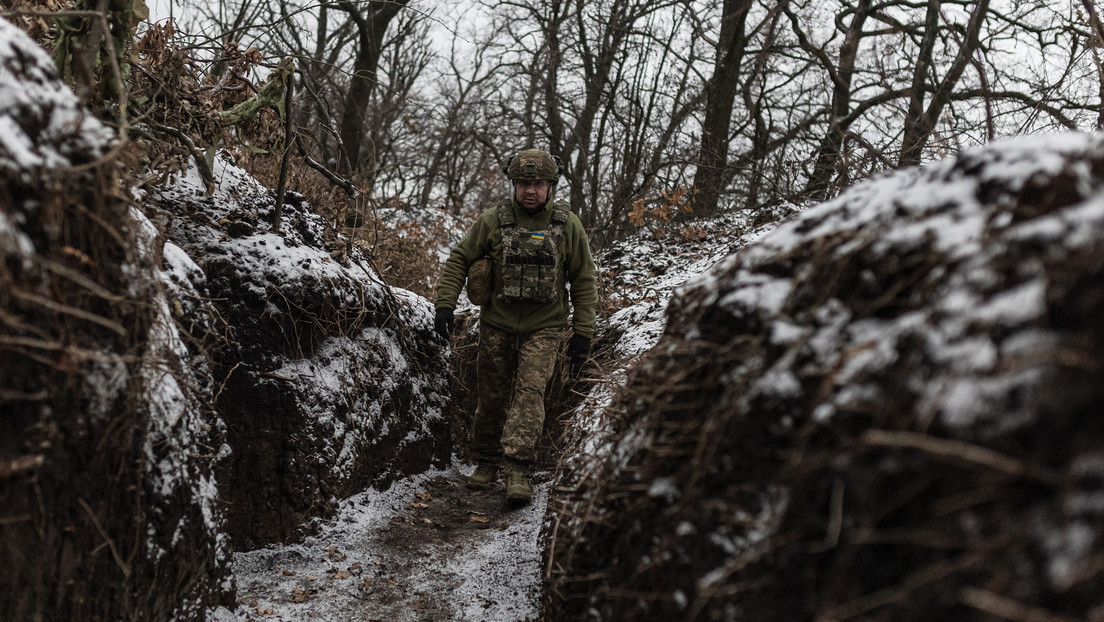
[415,491,432,501]
[363,577,373,588]
[307,575,317,581]
[291,588,308,603]
[410,502,429,508]
[282,569,294,576]
[469,515,489,523]
[422,518,433,525]
[333,571,351,580]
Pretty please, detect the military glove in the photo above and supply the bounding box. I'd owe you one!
[567,334,591,378]
[434,308,454,339]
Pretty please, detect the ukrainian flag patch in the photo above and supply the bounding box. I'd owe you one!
[530,232,547,240]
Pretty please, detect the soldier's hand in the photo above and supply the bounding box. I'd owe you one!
[434,308,454,339]
[567,334,591,378]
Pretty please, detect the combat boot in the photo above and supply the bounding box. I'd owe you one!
[504,460,532,505]
[467,464,499,490]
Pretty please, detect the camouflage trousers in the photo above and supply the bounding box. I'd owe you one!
[471,323,565,465]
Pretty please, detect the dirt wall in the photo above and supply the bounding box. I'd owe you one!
[545,134,1104,621]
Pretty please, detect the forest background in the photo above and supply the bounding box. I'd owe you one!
[130,0,1104,252]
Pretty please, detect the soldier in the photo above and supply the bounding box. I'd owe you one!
[433,148,598,505]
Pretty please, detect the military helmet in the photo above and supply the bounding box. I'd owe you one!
[503,149,564,182]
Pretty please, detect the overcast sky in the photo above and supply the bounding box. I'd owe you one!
[147,0,173,24]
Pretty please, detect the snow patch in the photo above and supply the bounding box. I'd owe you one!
[0,18,114,175]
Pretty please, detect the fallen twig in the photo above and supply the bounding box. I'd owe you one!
[0,454,45,479]
[213,361,241,404]
[10,288,126,336]
[960,586,1079,622]
[295,135,357,198]
[79,498,131,578]
[860,429,1057,483]
[820,552,984,621]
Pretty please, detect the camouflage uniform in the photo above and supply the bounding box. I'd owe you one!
[471,324,566,464]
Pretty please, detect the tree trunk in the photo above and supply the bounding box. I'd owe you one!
[336,0,408,176]
[562,0,631,228]
[691,0,753,218]
[897,0,942,168]
[898,0,990,167]
[1081,0,1104,128]
[802,0,872,201]
[542,0,568,158]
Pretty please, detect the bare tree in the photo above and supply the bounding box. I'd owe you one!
[333,0,409,175]
[414,35,505,213]
[477,0,706,230]
[598,6,709,240]
[691,0,754,218]
[898,0,990,167]
[788,0,874,200]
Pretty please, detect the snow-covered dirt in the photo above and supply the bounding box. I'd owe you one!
[543,132,1104,621]
[211,464,549,622]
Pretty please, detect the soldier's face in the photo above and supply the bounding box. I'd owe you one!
[514,179,551,211]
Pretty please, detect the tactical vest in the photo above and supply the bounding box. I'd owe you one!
[495,202,570,304]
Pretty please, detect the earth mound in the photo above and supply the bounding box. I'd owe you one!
[0,17,230,620]
[1,14,452,619]
[145,156,452,549]
[546,133,1104,621]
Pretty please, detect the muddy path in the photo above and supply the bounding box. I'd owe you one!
[224,464,548,621]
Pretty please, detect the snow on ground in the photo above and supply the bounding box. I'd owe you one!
[211,464,548,621]
[561,207,800,471]
[674,132,1104,434]
[137,205,229,566]
[1,15,238,616]
[148,151,451,555]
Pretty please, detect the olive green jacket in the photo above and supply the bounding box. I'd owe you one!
[434,195,598,339]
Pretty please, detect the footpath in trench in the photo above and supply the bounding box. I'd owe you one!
[218,464,549,622]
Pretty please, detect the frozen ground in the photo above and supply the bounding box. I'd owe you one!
[210,463,550,621]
